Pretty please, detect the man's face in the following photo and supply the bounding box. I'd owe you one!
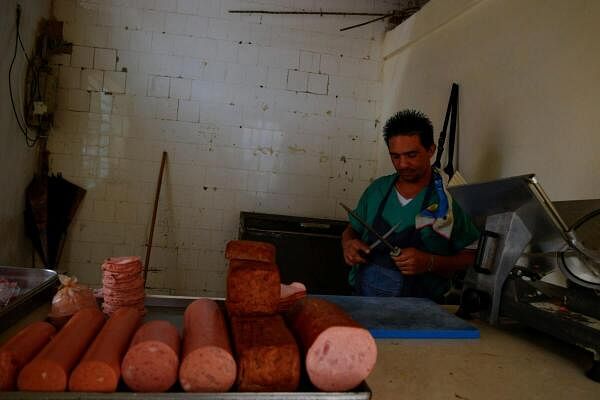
[388,134,435,183]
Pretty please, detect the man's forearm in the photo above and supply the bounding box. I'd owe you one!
[342,225,360,245]
[342,225,371,265]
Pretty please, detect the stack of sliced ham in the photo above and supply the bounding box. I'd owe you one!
[279,282,307,312]
[101,257,146,316]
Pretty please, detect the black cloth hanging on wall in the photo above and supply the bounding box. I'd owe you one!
[433,83,459,180]
[25,174,86,268]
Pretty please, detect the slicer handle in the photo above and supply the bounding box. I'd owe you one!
[474,230,500,274]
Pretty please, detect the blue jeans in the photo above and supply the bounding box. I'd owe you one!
[356,263,404,297]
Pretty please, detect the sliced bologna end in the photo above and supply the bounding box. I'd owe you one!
[306,326,377,392]
[17,359,68,392]
[68,360,119,393]
[179,346,236,392]
[121,340,179,392]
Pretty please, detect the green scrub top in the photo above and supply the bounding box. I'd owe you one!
[348,173,480,289]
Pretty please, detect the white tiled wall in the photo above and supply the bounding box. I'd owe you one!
[49,0,393,296]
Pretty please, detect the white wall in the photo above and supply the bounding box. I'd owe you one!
[0,0,51,267]
[49,0,395,295]
[379,0,600,201]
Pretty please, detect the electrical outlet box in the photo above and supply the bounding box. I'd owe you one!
[33,101,48,115]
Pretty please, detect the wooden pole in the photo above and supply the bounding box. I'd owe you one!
[144,151,167,285]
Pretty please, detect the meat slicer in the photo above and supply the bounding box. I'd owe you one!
[449,174,600,381]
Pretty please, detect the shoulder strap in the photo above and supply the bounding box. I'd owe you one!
[433,83,459,180]
[374,175,399,217]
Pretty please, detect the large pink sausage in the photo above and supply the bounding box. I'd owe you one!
[285,298,377,391]
[69,307,141,392]
[0,321,56,390]
[17,308,105,391]
[121,320,180,392]
[179,299,236,392]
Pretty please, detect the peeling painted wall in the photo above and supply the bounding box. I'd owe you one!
[0,0,52,267]
[379,0,600,202]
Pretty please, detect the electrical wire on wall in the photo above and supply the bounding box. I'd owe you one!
[9,4,42,148]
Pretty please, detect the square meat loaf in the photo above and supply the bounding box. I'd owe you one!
[225,240,276,264]
[230,315,300,392]
[226,259,280,316]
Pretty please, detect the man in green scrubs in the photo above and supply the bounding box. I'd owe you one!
[341,110,479,302]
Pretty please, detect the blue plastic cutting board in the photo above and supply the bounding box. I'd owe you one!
[313,295,479,339]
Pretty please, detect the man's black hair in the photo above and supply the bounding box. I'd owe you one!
[383,109,434,148]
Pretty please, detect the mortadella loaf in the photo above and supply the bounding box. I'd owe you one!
[121,320,180,392]
[285,298,377,391]
[179,299,237,392]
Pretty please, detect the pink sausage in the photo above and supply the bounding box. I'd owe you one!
[121,320,180,392]
[286,298,378,391]
[0,321,56,390]
[179,299,236,392]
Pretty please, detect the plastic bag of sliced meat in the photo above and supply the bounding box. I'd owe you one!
[48,274,98,326]
[0,277,20,307]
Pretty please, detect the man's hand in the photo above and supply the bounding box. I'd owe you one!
[342,239,370,266]
[392,247,431,275]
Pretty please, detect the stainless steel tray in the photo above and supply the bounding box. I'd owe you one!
[2,295,372,400]
[0,266,58,332]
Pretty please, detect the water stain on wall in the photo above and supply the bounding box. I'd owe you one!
[288,145,306,154]
[256,147,273,155]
